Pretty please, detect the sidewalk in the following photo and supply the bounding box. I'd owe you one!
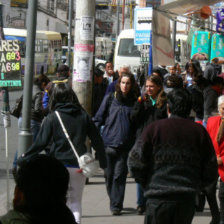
[0,170,215,224]
[82,171,213,224]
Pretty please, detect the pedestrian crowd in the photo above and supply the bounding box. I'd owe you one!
[1,57,224,224]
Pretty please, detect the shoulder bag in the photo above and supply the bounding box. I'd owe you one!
[55,111,99,178]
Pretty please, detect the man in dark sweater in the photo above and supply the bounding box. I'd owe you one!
[128,88,218,224]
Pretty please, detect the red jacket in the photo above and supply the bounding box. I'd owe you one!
[207,116,224,181]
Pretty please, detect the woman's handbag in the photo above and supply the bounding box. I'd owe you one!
[10,95,23,118]
[55,111,99,178]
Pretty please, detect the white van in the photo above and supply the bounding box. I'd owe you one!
[114,29,141,75]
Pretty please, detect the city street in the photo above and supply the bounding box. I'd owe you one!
[0,89,217,223]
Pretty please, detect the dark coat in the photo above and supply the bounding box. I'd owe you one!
[18,102,106,169]
[93,92,137,149]
[31,85,44,122]
[128,116,218,199]
[203,86,219,122]
[130,95,167,138]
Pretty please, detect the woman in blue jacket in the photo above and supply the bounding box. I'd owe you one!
[93,72,138,215]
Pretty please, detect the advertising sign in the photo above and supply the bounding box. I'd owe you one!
[191,31,211,61]
[11,0,28,7]
[0,40,22,87]
[134,7,152,45]
[211,33,224,62]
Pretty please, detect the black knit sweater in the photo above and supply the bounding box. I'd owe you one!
[128,116,218,199]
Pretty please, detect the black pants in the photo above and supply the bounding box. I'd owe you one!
[144,197,195,224]
[105,148,128,211]
[204,180,220,223]
[219,180,224,221]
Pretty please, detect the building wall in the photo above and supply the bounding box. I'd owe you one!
[2,0,69,33]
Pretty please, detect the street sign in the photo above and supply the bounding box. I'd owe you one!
[0,40,22,87]
[134,7,152,45]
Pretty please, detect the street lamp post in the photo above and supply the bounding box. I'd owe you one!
[18,0,38,157]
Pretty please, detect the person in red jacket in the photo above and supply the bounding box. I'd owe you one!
[207,95,224,224]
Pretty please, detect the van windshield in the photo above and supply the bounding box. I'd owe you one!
[118,39,140,57]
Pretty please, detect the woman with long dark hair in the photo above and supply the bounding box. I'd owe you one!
[130,75,167,214]
[93,72,138,215]
[17,82,106,224]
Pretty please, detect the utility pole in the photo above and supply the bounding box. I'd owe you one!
[18,0,38,157]
[72,0,95,115]
[116,0,120,37]
[172,19,177,61]
[122,0,125,30]
[68,0,73,70]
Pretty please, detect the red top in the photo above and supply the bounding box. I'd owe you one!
[207,116,224,181]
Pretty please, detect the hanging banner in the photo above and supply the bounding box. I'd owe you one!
[211,33,224,62]
[0,40,22,87]
[152,9,174,66]
[191,31,211,61]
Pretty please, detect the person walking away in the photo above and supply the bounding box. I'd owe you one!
[17,83,106,224]
[204,58,222,84]
[12,74,50,175]
[42,64,81,116]
[93,72,138,215]
[0,155,77,224]
[207,95,224,224]
[128,88,218,224]
[130,75,167,214]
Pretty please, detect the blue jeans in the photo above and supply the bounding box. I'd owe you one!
[13,118,41,168]
[137,183,146,207]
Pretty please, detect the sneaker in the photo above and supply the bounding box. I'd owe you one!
[112,210,121,216]
[137,206,145,215]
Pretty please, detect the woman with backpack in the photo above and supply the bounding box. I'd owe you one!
[93,72,139,215]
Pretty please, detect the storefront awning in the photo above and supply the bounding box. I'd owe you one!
[159,0,222,17]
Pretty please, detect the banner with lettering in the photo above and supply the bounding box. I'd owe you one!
[0,40,22,87]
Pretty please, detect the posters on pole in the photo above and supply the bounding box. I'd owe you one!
[134,7,152,45]
[152,9,174,66]
[80,16,95,41]
[0,40,22,87]
[73,44,94,82]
